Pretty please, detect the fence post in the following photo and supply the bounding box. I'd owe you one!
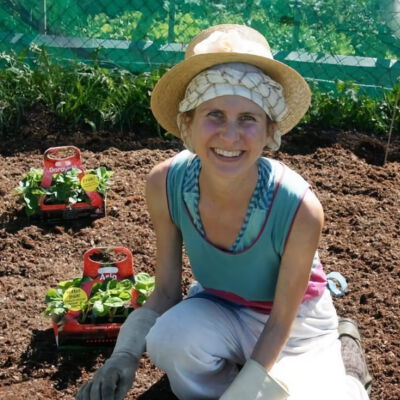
[41,0,47,35]
[384,80,400,164]
[168,0,176,43]
[292,0,300,48]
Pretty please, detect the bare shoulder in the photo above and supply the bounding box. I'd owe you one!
[296,188,324,229]
[146,157,174,191]
[146,158,173,199]
[146,157,175,218]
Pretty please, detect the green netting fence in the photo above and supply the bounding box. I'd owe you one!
[1,0,400,96]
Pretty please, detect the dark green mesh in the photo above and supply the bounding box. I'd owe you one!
[1,0,400,95]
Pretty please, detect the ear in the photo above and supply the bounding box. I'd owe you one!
[180,111,193,132]
[178,111,195,153]
[265,120,278,145]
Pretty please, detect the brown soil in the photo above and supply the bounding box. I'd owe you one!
[0,114,399,400]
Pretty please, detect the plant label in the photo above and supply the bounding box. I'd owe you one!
[81,174,100,192]
[62,287,88,311]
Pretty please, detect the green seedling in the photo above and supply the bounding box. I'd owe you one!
[13,168,47,215]
[14,166,113,215]
[43,277,84,322]
[43,273,155,324]
[133,272,155,306]
[81,278,134,323]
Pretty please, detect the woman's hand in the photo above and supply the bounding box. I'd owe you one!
[76,353,138,400]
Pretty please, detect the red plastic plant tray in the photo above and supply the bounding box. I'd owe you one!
[54,247,140,350]
[39,146,105,222]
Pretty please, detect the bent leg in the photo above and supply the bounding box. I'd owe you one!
[146,297,253,400]
[270,291,369,399]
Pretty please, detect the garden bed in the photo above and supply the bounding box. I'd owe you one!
[0,119,399,399]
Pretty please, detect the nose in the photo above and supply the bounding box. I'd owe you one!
[220,120,239,143]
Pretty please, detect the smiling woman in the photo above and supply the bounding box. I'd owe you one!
[76,24,371,400]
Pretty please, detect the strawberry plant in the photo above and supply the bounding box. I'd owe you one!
[14,166,113,216]
[13,168,47,216]
[133,272,156,306]
[43,273,155,324]
[43,277,86,323]
[80,278,135,323]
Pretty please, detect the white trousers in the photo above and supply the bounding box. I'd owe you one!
[146,287,369,400]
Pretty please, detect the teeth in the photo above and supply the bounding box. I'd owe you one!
[214,148,242,157]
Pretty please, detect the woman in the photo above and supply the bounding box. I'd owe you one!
[77,24,371,400]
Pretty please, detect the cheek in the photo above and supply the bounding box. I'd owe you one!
[192,119,219,141]
[243,125,268,145]
[202,119,220,133]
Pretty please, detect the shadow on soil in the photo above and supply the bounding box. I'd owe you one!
[0,209,96,235]
[19,328,111,390]
[19,329,179,397]
[138,375,178,400]
[280,129,399,165]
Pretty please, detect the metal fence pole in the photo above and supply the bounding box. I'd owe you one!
[43,0,47,35]
[168,0,176,43]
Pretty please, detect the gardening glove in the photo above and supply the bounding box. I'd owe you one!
[219,359,289,400]
[76,307,159,400]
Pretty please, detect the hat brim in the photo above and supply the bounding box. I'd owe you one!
[150,52,311,137]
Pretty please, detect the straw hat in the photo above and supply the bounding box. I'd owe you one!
[150,24,311,137]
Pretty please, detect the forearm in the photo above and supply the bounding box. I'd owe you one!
[143,282,182,315]
[250,313,294,371]
[221,304,296,400]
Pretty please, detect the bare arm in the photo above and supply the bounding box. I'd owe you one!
[251,189,324,370]
[143,157,183,315]
[76,158,183,400]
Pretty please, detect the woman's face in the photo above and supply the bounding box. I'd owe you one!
[185,95,275,178]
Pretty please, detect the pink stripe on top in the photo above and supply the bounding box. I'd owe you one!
[303,262,327,301]
[205,263,327,315]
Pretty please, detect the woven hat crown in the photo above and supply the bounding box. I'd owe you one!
[185,24,272,59]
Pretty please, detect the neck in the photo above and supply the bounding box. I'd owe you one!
[199,163,259,204]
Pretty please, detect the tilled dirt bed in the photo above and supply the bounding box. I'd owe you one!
[0,123,399,400]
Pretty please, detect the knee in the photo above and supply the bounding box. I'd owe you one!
[146,306,193,367]
[146,301,215,371]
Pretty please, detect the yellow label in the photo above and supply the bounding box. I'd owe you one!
[63,287,88,311]
[81,174,99,192]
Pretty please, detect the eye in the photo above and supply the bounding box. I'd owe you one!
[207,110,224,119]
[240,114,256,122]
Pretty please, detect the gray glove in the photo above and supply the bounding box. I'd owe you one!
[76,307,159,400]
[76,352,138,400]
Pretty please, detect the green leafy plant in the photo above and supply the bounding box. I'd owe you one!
[81,278,134,323]
[14,166,113,215]
[90,166,113,195]
[302,81,396,134]
[1,35,399,141]
[132,272,156,306]
[43,277,85,322]
[13,168,47,216]
[43,273,155,324]
[45,168,88,206]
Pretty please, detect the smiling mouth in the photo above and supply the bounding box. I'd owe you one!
[213,148,243,158]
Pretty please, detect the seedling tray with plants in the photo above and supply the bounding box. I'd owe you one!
[14,145,112,222]
[44,247,155,350]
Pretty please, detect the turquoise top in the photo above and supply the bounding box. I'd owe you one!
[182,154,276,252]
[167,150,313,302]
